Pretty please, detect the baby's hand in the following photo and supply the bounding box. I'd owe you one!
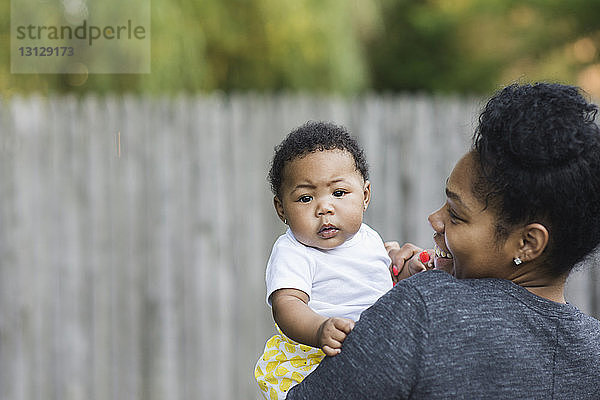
[316,317,355,356]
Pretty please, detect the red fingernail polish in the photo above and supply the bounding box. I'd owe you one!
[392,265,399,276]
[419,251,430,264]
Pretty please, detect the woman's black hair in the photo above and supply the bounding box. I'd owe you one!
[269,121,369,198]
[473,82,600,276]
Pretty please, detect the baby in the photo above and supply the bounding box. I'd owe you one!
[254,121,393,399]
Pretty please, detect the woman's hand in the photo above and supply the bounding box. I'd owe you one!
[316,317,355,356]
[385,242,433,285]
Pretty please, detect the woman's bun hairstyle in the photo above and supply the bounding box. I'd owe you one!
[473,83,600,276]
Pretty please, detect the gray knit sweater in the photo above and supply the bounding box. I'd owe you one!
[287,270,600,399]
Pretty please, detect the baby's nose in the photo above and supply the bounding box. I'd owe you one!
[316,201,334,216]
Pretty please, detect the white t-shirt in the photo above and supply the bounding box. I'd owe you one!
[265,223,393,322]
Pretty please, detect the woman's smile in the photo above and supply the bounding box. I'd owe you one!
[434,244,452,259]
[433,242,453,272]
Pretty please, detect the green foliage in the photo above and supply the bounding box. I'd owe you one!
[366,0,600,94]
[2,0,600,95]
[2,0,368,95]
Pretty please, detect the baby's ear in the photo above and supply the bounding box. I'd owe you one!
[273,196,286,223]
[362,180,371,211]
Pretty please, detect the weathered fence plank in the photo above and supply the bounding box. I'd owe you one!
[0,94,598,400]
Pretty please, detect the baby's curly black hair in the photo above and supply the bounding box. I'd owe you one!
[269,121,369,198]
[473,82,600,277]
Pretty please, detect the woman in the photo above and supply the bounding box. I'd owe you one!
[286,83,600,399]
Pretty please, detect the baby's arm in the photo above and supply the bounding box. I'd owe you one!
[270,288,355,356]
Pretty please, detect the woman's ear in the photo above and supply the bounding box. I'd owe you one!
[363,180,372,211]
[517,223,549,262]
[273,196,286,224]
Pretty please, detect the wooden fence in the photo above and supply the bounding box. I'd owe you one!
[0,94,598,400]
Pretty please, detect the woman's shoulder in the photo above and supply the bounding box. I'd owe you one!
[398,270,600,325]
[399,269,460,293]
[395,270,531,315]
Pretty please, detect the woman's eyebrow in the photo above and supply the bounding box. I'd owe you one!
[445,186,471,212]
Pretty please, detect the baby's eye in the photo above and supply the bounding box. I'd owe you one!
[298,195,312,203]
[333,190,347,197]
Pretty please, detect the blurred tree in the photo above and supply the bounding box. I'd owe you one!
[1,0,369,95]
[365,0,600,95]
[148,0,369,93]
[2,0,600,95]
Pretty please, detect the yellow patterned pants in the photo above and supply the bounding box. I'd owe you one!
[254,326,325,400]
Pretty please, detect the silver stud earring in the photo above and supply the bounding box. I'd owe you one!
[513,257,522,266]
